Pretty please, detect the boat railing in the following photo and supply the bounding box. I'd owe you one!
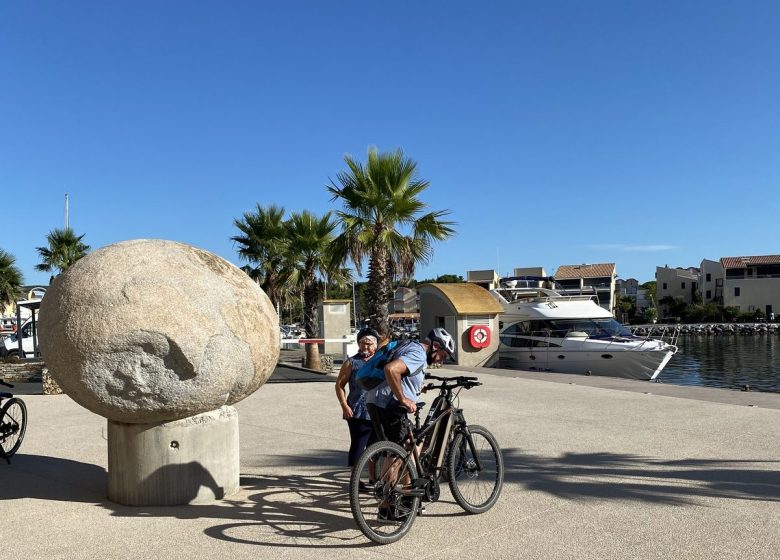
[494,289,600,305]
[629,325,681,349]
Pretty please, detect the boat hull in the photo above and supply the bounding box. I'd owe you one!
[497,344,676,380]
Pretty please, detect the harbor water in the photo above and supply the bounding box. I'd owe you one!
[659,334,780,393]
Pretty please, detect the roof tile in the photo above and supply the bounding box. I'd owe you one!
[554,263,616,280]
[720,255,780,269]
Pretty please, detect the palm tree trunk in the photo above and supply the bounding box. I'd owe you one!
[367,245,390,337]
[302,263,322,370]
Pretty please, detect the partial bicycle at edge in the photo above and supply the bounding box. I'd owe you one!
[0,379,28,464]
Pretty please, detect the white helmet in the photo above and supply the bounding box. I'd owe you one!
[425,328,456,358]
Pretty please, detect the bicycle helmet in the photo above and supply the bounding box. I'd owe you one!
[356,327,380,343]
[425,327,456,358]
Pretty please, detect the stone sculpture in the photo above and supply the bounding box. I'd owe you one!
[38,239,279,505]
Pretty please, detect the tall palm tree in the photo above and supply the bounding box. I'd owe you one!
[328,147,456,335]
[286,210,351,370]
[35,228,90,277]
[0,249,24,312]
[231,204,295,311]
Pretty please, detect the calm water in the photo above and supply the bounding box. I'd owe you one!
[659,335,780,393]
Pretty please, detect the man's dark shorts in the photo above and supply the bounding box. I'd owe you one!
[367,402,409,444]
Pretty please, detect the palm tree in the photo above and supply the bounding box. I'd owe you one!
[286,210,351,370]
[35,228,90,277]
[328,147,456,335]
[231,204,294,311]
[0,249,24,311]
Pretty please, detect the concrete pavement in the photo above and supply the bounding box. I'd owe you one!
[2,364,779,559]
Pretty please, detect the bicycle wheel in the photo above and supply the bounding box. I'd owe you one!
[1,398,27,458]
[350,441,420,544]
[447,425,503,514]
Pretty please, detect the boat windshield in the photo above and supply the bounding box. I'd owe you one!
[546,318,633,338]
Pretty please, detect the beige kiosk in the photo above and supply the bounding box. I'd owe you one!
[318,299,352,355]
[417,283,504,367]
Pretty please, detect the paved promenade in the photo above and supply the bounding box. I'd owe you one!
[2,364,779,559]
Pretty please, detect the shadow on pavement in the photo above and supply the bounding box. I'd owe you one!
[6,448,779,547]
[502,448,780,504]
[0,454,108,502]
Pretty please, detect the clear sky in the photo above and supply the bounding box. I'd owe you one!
[2,1,779,287]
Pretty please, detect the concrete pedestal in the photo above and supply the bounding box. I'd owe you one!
[107,406,239,506]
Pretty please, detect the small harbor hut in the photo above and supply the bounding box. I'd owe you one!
[417,283,504,367]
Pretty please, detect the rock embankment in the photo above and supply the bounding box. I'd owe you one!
[632,323,779,336]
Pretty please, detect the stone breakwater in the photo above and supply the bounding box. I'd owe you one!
[633,323,779,336]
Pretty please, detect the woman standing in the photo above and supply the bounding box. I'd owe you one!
[335,327,380,482]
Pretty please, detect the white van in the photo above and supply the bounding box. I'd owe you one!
[0,319,38,360]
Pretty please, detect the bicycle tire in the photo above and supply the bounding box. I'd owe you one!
[1,397,27,458]
[447,425,503,514]
[349,440,420,544]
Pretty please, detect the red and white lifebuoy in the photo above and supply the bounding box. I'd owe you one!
[468,325,491,349]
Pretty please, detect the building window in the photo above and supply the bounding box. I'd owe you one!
[662,283,667,290]
[735,287,741,297]
[716,278,723,287]
[706,273,711,282]
[706,290,711,299]
[681,282,686,289]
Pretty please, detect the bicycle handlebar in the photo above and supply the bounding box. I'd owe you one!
[424,373,479,382]
[0,379,13,388]
[422,374,482,392]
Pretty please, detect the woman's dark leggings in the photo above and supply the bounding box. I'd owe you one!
[346,418,376,467]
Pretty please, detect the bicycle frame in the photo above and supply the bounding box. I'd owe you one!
[404,379,484,492]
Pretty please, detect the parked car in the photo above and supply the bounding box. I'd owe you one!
[0,319,38,360]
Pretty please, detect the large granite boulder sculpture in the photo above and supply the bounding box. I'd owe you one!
[39,239,279,423]
[37,239,280,506]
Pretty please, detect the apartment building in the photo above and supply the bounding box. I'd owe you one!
[719,255,780,318]
[554,263,616,313]
[656,266,699,304]
[699,259,723,303]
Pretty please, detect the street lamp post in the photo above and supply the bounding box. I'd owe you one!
[352,280,357,330]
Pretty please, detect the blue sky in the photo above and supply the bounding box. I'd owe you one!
[2,1,779,287]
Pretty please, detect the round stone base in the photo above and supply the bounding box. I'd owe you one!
[107,406,239,506]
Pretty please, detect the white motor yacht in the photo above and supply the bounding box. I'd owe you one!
[491,277,677,380]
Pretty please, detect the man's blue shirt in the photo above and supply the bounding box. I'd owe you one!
[366,341,426,408]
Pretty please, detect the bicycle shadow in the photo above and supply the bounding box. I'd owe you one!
[502,447,780,505]
[104,463,372,548]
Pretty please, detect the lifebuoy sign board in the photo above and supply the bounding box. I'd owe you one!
[468,325,491,349]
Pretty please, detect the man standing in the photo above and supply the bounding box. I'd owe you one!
[366,328,456,444]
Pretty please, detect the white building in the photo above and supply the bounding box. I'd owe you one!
[719,255,780,318]
[656,266,699,304]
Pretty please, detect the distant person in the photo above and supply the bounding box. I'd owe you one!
[335,327,380,483]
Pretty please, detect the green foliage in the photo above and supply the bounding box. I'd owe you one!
[681,303,720,323]
[643,307,657,322]
[641,280,656,303]
[232,204,293,310]
[413,274,465,285]
[0,249,24,309]
[737,308,765,322]
[659,295,687,319]
[616,295,637,323]
[722,306,740,322]
[35,228,90,276]
[328,146,456,334]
